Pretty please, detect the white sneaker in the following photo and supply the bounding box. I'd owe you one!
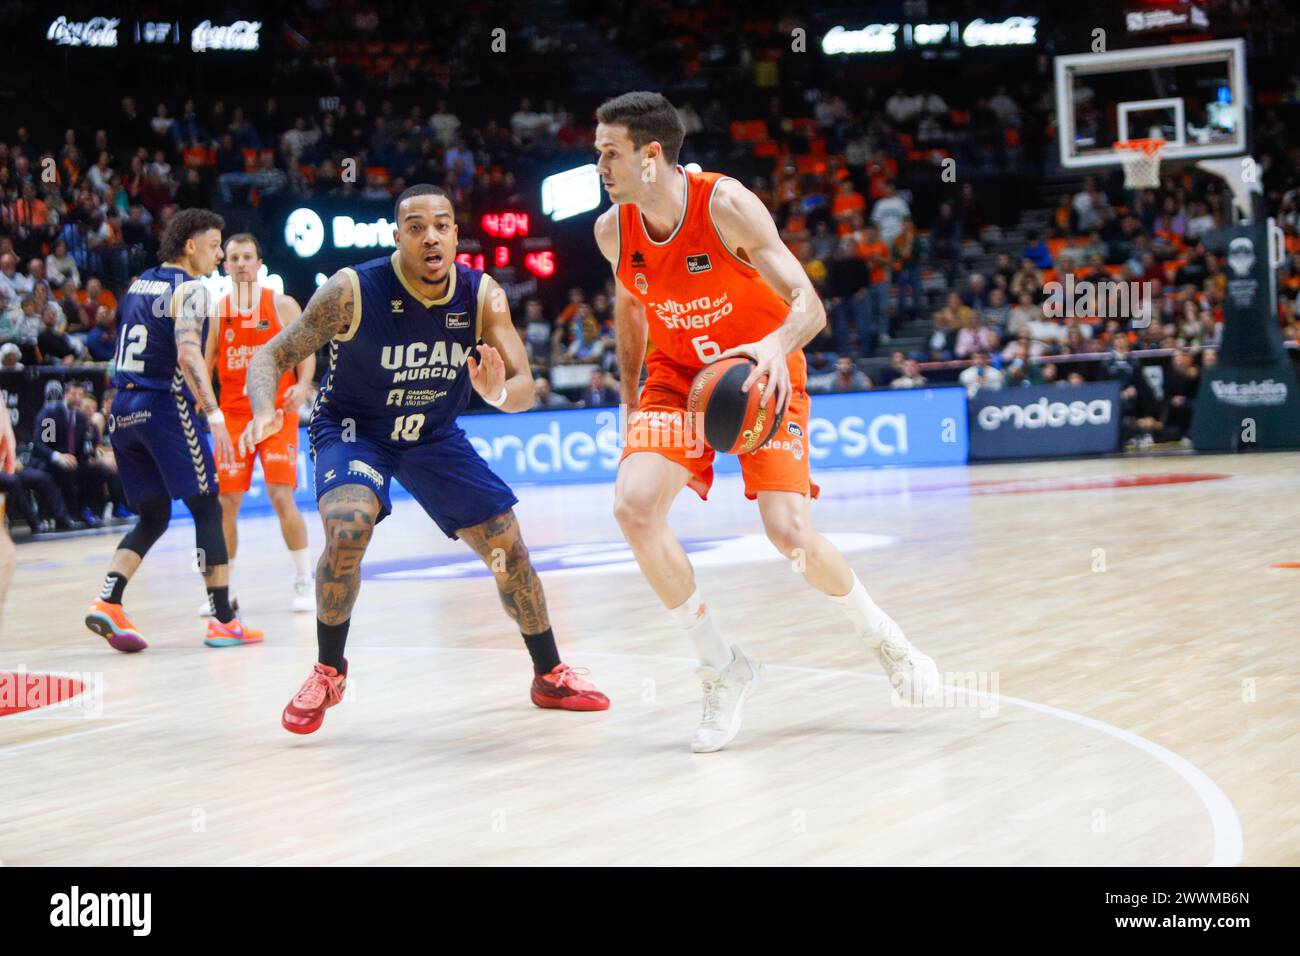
[691,646,764,753]
[292,577,314,613]
[875,631,941,706]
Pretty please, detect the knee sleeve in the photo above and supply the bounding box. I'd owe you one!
[185,494,229,569]
[118,495,171,557]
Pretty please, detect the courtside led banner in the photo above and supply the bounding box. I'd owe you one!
[969,382,1122,460]
[227,387,969,516]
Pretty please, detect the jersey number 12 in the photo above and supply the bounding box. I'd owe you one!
[115,324,148,373]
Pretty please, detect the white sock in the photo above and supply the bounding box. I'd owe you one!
[668,586,732,670]
[829,572,903,648]
[290,547,311,580]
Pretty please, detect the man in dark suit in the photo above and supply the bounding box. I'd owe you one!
[580,369,620,407]
[28,382,116,526]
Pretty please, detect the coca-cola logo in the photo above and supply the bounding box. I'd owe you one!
[191,19,261,53]
[47,16,120,47]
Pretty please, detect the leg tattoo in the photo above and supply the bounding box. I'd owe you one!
[316,485,377,625]
[459,509,550,634]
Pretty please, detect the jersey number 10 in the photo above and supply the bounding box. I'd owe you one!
[390,413,425,441]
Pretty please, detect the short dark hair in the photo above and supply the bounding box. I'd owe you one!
[394,184,451,221]
[224,232,262,259]
[159,208,224,263]
[595,91,685,165]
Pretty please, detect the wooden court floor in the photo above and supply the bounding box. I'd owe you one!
[1,452,1296,865]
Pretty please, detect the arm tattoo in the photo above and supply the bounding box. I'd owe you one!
[458,509,550,634]
[316,484,378,625]
[248,271,352,419]
[173,285,219,414]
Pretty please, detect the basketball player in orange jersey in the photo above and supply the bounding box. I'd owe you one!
[593,92,940,752]
[202,234,316,616]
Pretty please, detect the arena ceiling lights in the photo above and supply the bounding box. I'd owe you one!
[541,165,601,221]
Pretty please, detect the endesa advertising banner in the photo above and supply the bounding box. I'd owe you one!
[969,381,1122,460]
[227,386,969,516]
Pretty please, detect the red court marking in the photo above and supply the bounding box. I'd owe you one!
[830,473,1230,499]
[0,671,87,716]
[1271,562,1300,569]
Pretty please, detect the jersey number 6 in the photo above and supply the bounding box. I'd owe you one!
[691,334,722,363]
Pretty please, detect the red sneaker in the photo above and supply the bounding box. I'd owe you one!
[282,661,347,735]
[531,663,610,712]
[84,599,147,653]
[204,616,265,648]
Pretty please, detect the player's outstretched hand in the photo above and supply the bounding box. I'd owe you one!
[467,343,506,401]
[238,410,283,457]
[718,334,791,416]
[210,420,236,466]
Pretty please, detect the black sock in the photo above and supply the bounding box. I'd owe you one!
[317,619,350,672]
[207,586,234,624]
[523,628,561,676]
[100,572,128,605]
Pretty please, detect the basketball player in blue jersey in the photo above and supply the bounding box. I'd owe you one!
[242,185,609,734]
[84,209,264,652]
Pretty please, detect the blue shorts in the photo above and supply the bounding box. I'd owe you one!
[309,415,518,538]
[109,387,216,506]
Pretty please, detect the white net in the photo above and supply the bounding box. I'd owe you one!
[1116,139,1165,189]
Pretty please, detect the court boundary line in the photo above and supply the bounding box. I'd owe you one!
[0,647,1245,866]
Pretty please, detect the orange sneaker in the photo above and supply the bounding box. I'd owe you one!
[531,663,610,712]
[84,599,147,653]
[204,616,265,648]
[282,661,347,734]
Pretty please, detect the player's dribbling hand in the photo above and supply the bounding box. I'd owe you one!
[466,343,506,400]
[719,334,792,416]
[238,411,283,457]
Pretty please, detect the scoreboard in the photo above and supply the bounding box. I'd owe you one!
[457,210,557,281]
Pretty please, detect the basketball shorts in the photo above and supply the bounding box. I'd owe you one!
[218,406,300,493]
[310,414,518,538]
[109,387,217,505]
[621,365,820,501]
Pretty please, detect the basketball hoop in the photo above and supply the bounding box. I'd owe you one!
[1115,138,1166,189]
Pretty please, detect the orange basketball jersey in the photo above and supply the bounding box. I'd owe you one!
[615,167,806,384]
[216,286,295,415]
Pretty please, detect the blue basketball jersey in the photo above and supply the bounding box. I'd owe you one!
[112,264,204,398]
[314,254,487,444]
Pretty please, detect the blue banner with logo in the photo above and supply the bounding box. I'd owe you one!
[226,386,969,516]
[968,381,1122,460]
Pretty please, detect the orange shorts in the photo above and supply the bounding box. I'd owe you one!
[620,367,820,501]
[218,407,301,494]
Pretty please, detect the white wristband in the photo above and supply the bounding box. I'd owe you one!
[484,386,508,408]
[207,409,225,425]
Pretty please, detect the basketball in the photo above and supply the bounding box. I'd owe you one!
[687,357,784,454]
